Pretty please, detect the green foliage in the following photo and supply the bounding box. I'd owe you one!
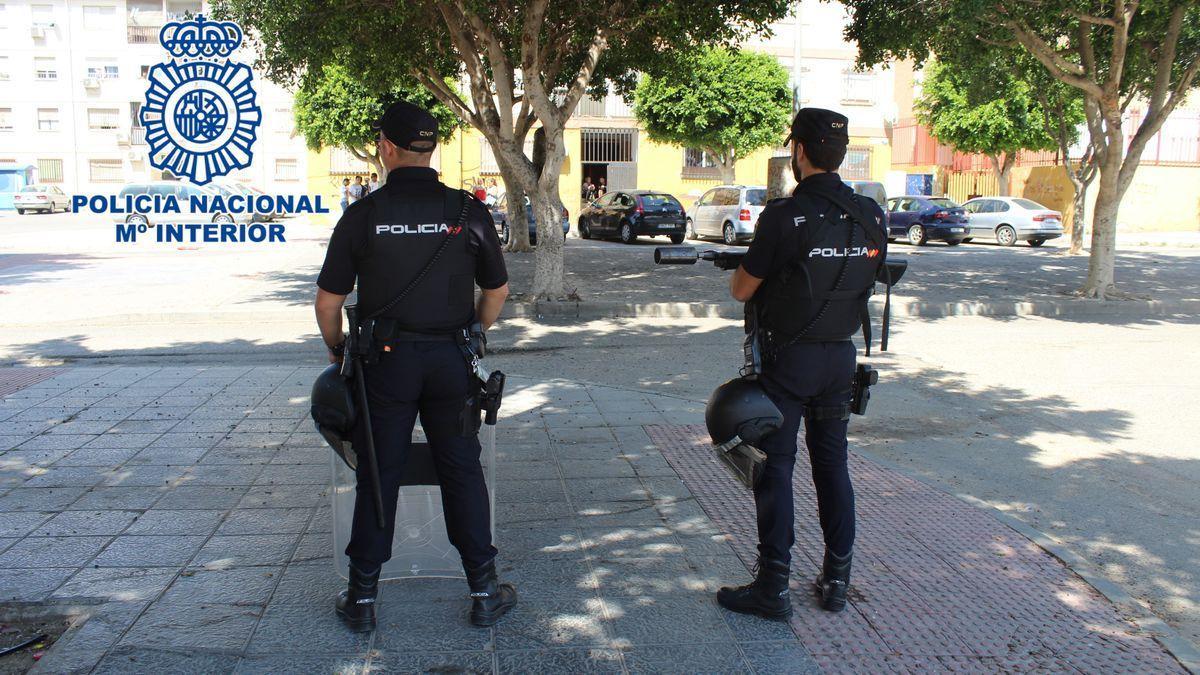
[633,47,791,162]
[914,59,1059,158]
[842,0,1199,104]
[214,0,793,111]
[292,64,460,153]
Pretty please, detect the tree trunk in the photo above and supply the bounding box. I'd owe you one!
[529,128,569,300]
[988,154,1012,196]
[718,160,736,185]
[492,151,533,252]
[1067,169,1088,255]
[1080,152,1123,298]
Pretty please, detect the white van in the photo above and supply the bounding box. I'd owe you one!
[688,185,768,245]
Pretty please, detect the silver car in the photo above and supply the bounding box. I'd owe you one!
[112,182,233,226]
[960,196,1064,247]
[14,184,71,214]
[687,184,767,245]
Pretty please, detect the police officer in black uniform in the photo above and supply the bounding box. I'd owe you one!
[314,101,516,631]
[717,108,887,620]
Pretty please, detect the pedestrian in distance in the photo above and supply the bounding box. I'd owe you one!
[340,177,351,212]
[717,108,888,620]
[369,172,381,193]
[485,178,500,206]
[314,101,517,632]
[596,176,607,197]
[351,175,366,203]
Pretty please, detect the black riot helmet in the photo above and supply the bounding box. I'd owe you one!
[705,377,784,449]
[311,364,358,470]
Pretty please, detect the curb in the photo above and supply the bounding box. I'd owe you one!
[5,298,1197,328]
[854,447,1200,674]
[498,297,1200,321]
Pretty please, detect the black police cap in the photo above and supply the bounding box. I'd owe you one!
[373,101,438,153]
[785,107,850,146]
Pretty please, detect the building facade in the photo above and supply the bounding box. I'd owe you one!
[306,0,899,216]
[0,0,310,202]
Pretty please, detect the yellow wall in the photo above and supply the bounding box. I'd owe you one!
[310,128,898,222]
[1104,164,1200,232]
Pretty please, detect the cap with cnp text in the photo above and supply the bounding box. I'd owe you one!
[374,101,438,153]
[784,107,849,146]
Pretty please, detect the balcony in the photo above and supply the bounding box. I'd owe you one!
[127,24,161,44]
[132,127,147,146]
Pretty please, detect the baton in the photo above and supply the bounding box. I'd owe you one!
[352,357,386,529]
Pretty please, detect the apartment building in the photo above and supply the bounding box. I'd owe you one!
[0,0,308,201]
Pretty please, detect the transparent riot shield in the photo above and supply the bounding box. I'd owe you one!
[332,421,496,581]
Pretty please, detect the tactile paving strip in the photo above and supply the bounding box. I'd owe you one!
[0,367,63,398]
[646,424,1185,673]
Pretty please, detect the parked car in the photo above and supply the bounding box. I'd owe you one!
[210,182,270,222]
[886,195,970,245]
[688,185,766,245]
[488,193,569,245]
[14,184,71,214]
[961,196,1064,247]
[112,182,231,226]
[844,180,888,210]
[579,191,687,244]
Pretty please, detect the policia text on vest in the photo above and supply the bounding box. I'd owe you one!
[311,101,516,632]
[661,108,900,624]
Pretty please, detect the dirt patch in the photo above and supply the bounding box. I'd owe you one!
[0,614,69,675]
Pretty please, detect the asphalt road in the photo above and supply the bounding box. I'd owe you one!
[2,209,1199,647]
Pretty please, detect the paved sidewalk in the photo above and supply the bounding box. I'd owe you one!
[0,366,1188,673]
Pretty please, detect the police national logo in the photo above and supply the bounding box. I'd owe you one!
[140,15,261,185]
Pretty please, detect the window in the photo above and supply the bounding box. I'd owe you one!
[37,108,59,132]
[683,148,720,178]
[86,61,119,79]
[694,190,715,207]
[37,158,63,183]
[82,5,117,30]
[275,158,299,181]
[0,108,11,132]
[140,65,152,79]
[842,147,871,180]
[842,70,875,105]
[1013,198,1046,210]
[88,108,120,130]
[746,189,767,207]
[35,57,58,81]
[0,56,9,81]
[31,4,54,25]
[273,107,294,134]
[89,159,124,183]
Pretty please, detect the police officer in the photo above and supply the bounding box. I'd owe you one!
[314,101,516,631]
[718,108,887,619]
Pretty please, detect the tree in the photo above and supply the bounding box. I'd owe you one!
[633,47,792,184]
[843,0,1200,299]
[214,0,792,300]
[293,64,460,180]
[914,59,1062,196]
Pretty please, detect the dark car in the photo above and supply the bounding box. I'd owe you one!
[578,191,687,244]
[488,193,569,245]
[885,195,970,246]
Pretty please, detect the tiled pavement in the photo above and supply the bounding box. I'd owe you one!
[0,366,1187,673]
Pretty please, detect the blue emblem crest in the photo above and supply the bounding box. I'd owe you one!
[140,15,261,185]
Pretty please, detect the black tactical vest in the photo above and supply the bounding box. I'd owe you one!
[759,185,886,343]
[356,186,476,333]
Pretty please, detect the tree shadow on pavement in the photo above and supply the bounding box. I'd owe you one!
[857,351,1200,649]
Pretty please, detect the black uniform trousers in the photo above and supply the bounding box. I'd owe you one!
[346,342,497,571]
[756,340,857,563]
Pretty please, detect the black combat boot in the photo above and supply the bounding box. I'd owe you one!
[465,559,518,627]
[716,557,792,622]
[814,549,852,612]
[335,561,380,632]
